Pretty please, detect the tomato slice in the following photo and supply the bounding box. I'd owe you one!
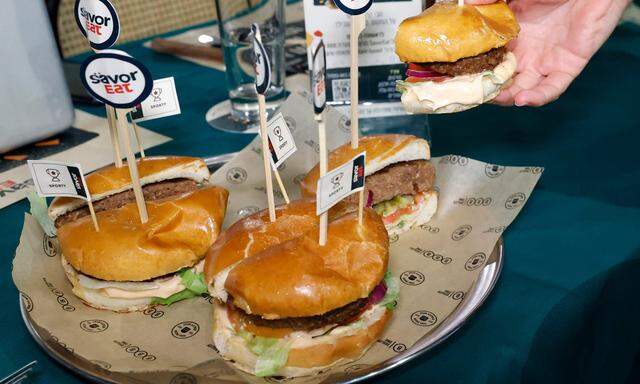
[408,63,434,72]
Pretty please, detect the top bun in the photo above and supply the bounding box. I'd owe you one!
[49,156,210,221]
[299,134,430,198]
[395,1,519,63]
[205,200,388,318]
[59,185,229,281]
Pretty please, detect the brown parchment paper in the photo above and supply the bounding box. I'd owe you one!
[12,91,543,384]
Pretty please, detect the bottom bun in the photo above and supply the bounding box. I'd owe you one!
[61,256,202,312]
[212,302,392,377]
[399,52,517,114]
[386,190,438,236]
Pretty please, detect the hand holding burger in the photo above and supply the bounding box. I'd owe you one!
[467,0,630,107]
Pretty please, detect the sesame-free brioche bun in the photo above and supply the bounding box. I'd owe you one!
[299,134,430,198]
[205,200,389,319]
[395,2,519,63]
[212,302,392,377]
[58,185,229,281]
[49,156,210,221]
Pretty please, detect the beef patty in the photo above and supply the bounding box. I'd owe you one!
[55,179,199,228]
[230,296,370,331]
[344,159,435,206]
[426,47,507,76]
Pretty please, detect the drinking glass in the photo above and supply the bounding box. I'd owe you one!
[214,0,286,130]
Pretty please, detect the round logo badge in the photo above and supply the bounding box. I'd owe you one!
[74,0,120,50]
[80,319,109,332]
[332,0,373,15]
[170,373,197,384]
[226,167,247,184]
[400,271,425,286]
[465,252,487,271]
[43,235,58,257]
[20,292,33,312]
[485,164,505,178]
[410,310,438,327]
[451,225,472,241]
[171,321,200,339]
[505,192,526,209]
[80,53,153,109]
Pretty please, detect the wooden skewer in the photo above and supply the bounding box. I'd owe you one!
[273,168,290,204]
[350,14,366,226]
[91,47,122,168]
[317,114,328,245]
[258,94,276,222]
[115,108,148,223]
[129,115,146,158]
[86,197,100,231]
[106,102,123,167]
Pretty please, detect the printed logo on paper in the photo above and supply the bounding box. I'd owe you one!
[170,373,197,384]
[310,31,327,114]
[131,77,181,122]
[410,310,437,327]
[451,225,472,241]
[171,321,200,339]
[465,252,487,271]
[27,161,89,200]
[226,167,247,184]
[80,53,153,109]
[485,164,505,178]
[20,292,34,312]
[74,0,120,49]
[266,113,297,169]
[43,234,59,257]
[143,307,165,319]
[316,153,365,215]
[400,271,425,286]
[251,24,271,95]
[332,0,373,15]
[378,338,407,353]
[505,192,526,209]
[80,319,109,333]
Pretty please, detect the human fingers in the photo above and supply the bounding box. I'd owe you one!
[513,71,574,106]
[491,69,542,106]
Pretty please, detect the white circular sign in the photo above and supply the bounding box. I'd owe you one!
[333,0,373,15]
[80,53,153,109]
[74,0,120,50]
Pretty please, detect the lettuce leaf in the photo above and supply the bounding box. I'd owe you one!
[179,268,208,295]
[150,269,207,305]
[236,331,291,377]
[151,289,199,306]
[380,271,400,310]
[255,342,290,377]
[27,192,56,237]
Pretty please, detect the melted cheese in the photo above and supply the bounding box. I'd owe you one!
[400,52,517,114]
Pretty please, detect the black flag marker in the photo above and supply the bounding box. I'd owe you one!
[251,23,271,95]
[311,31,327,115]
[332,0,373,15]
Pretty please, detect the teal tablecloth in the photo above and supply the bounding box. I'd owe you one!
[2,20,640,384]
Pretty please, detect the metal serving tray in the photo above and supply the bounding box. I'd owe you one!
[19,154,504,383]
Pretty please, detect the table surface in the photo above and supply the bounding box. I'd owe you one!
[2,17,640,384]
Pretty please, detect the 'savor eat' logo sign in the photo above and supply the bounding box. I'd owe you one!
[74,0,120,50]
[80,53,153,109]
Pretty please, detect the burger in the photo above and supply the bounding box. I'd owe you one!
[395,1,520,113]
[49,156,229,312]
[204,199,397,377]
[300,134,437,235]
